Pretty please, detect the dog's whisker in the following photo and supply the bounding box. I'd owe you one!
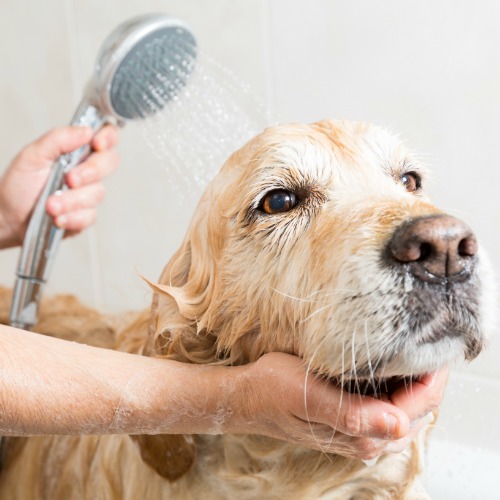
[350,329,361,399]
[271,288,331,304]
[301,303,335,324]
[303,335,334,458]
[363,321,378,398]
[341,330,363,406]
[272,287,377,305]
[405,368,415,398]
[325,342,347,449]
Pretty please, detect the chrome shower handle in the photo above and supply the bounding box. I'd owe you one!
[9,103,107,330]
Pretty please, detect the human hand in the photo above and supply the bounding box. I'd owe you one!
[227,352,447,460]
[0,125,119,249]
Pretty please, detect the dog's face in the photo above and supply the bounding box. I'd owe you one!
[153,119,495,393]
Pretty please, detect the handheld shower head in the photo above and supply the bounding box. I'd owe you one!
[10,14,197,330]
[90,14,197,121]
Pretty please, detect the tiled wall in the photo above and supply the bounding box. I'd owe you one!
[0,0,498,387]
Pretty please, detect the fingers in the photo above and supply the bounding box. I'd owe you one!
[65,148,119,189]
[27,126,94,163]
[253,353,410,441]
[91,124,119,152]
[55,209,98,233]
[295,422,386,459]
[239,353,438,460]
[289,390,434,458]
[299,371,444,457]
[301,375,410,440]
[383,412,435,455]
[46,184,104,231]
[296,386,436,457]
[45,125,119,233]
[389,367,449,421]
[23,124,119,168]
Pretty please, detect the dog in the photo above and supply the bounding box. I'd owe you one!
[0,119,495,499]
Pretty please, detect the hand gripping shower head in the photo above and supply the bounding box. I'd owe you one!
[10,14,197,330]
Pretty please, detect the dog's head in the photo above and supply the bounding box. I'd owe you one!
[150,119,495,392]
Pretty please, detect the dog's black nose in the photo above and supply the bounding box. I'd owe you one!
[388,215,477,283]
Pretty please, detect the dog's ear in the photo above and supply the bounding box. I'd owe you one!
[130,246,203,483]
[147,193,222,363]
[130,434,197,482]
[131,200,222,482]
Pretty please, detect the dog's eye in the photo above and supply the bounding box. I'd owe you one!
[260,190,298,214]
[401,172,421,192]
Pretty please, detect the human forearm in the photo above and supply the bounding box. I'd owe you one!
[0,325,152,435]
[0,325,237,436]
[0,326,447,460]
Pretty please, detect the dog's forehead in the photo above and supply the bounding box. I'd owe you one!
[238,120,414,185]
[209,120,424,217]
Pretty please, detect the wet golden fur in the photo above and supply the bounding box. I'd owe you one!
[0,120,494,499]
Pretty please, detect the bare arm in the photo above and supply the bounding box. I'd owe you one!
[0,326,445,459]
[0,324,232,436]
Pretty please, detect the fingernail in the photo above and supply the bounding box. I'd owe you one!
[92,136,108,151]
[384,413,398,439]
[55,215,67,228]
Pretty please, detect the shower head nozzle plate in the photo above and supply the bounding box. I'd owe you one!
[92,14,197,121]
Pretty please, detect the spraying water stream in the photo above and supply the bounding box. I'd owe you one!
[130,45,270,194]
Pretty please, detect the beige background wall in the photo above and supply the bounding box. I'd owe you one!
[0,1,499,491]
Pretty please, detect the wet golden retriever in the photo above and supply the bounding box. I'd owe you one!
[0,120,494,499]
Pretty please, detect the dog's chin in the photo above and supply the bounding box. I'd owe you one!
[327,335,470,398]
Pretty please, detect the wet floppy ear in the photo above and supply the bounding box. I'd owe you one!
[128,243,200,482]
[147,206,220,361]
[144,239,195,357]
[130,211,220,482]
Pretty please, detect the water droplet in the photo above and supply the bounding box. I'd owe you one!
[132,48,269,198]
